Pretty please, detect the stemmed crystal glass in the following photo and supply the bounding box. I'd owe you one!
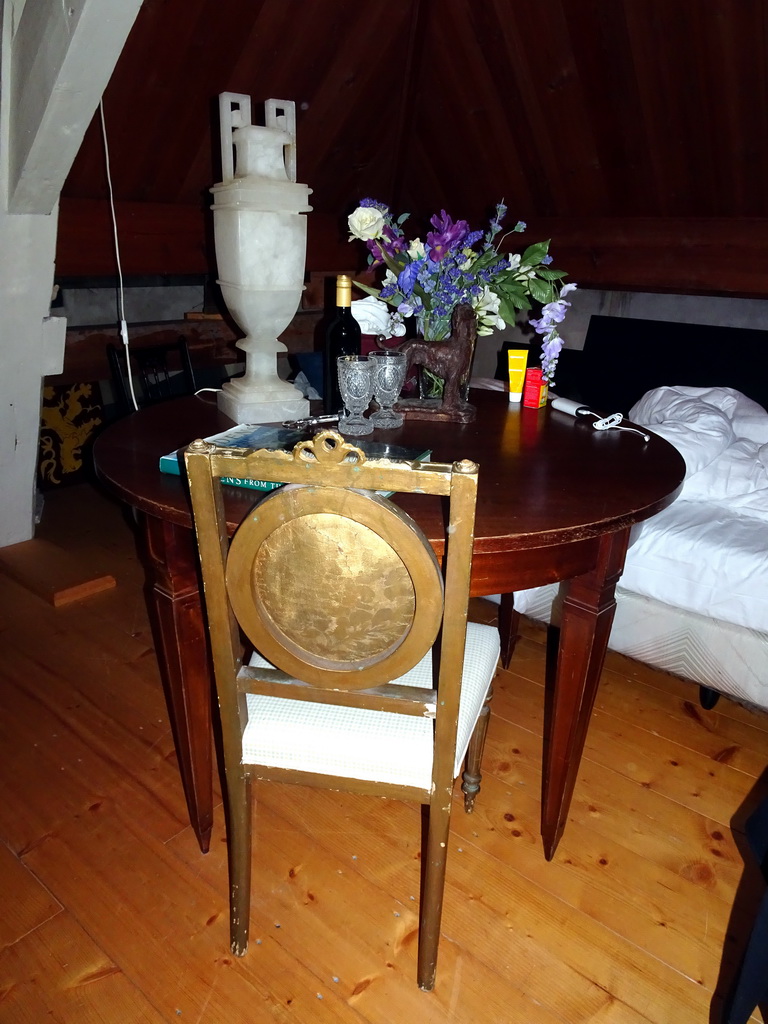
[337,355,374,435]
[369,351,407,429]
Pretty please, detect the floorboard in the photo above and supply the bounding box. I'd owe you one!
[1,483,765,1023]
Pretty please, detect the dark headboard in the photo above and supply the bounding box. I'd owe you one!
[552,315,768,416]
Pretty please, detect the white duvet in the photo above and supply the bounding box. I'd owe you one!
[629,386,768,518]
[620,386,768,632]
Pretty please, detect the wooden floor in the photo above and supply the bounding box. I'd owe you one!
[1,483,767,1023]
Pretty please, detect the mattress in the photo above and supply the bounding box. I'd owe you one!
[506,583,768,709]
[494,385,768,709]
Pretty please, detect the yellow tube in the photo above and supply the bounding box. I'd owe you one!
[507,348,529,403]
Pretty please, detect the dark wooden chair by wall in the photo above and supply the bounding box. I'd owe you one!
[107,337,197,416]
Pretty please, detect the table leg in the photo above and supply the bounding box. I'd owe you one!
[541,528,630,860]
[498,592,521,670]
[142,513,213,854]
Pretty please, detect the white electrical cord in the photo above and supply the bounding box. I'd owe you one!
[99,99,139,412]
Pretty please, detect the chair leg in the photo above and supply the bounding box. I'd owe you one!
[418,793,452,991]
[462,685,493,812]
[498,593,520,669]
[227,772,252,956]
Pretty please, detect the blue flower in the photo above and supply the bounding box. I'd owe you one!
[397,261,421,297]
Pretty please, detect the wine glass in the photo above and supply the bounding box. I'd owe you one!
[337,356,374,435]
[369,351,407,429]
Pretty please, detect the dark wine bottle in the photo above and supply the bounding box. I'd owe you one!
[323,274,361,414]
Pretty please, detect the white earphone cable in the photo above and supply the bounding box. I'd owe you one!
[99,99,139,412]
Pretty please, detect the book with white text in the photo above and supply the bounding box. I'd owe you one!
[159,423,431,493]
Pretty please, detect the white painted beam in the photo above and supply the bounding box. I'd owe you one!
[8,0,142,214]
[0,0,141,545]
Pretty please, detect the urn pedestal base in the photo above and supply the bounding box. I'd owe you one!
[217,378,309,425]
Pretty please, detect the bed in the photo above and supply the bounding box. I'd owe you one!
[500,314,768,711]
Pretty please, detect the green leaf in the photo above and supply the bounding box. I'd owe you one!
[521,240,551,266]
[353,280,382,299]
[494,280,528,301]
[498,294,531,323]
[537,268,567,281]
[497,297,518,325]
[470,249,499,271]
[529,277,555,304]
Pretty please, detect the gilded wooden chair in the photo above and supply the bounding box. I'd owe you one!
[185,429,500,991]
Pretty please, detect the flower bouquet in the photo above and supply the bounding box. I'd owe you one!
[348,199,576,384]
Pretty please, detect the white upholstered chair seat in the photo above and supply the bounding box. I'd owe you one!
[243,622,500,788]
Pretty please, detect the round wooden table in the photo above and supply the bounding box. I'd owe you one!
[93,389,685,857]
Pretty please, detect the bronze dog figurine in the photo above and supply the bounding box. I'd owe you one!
[396,303,477,422]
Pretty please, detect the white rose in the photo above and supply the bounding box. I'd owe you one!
[348,206,385,241]
[407,238,426,260]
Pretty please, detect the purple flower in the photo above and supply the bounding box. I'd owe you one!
[426,210,470,262]
[541,335,564,381]
[397,261,421,296]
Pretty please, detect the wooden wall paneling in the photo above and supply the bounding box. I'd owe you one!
[283,2,412,217]
[704,2,768,214]
[619,2,712,217]
[503,215,768,296]
[53,0,768,294]
[113,0,215,201]
[485,0,606,217]
[128,1,271,202]
[56,198,209,276]
[407,3,534,223]
[71,0,212,202]
[561,0,660,217]
[62,0,201,202]
[452,2,542,217]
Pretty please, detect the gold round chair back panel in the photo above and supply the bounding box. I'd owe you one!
[226,487,444,689]
[254,514,415,663]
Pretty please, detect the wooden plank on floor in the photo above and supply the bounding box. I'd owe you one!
[0,841,62,948]
[0,538,115,607]
[0,911,165,1023]
[253,781,719,1022]
[21,805,374,1024]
